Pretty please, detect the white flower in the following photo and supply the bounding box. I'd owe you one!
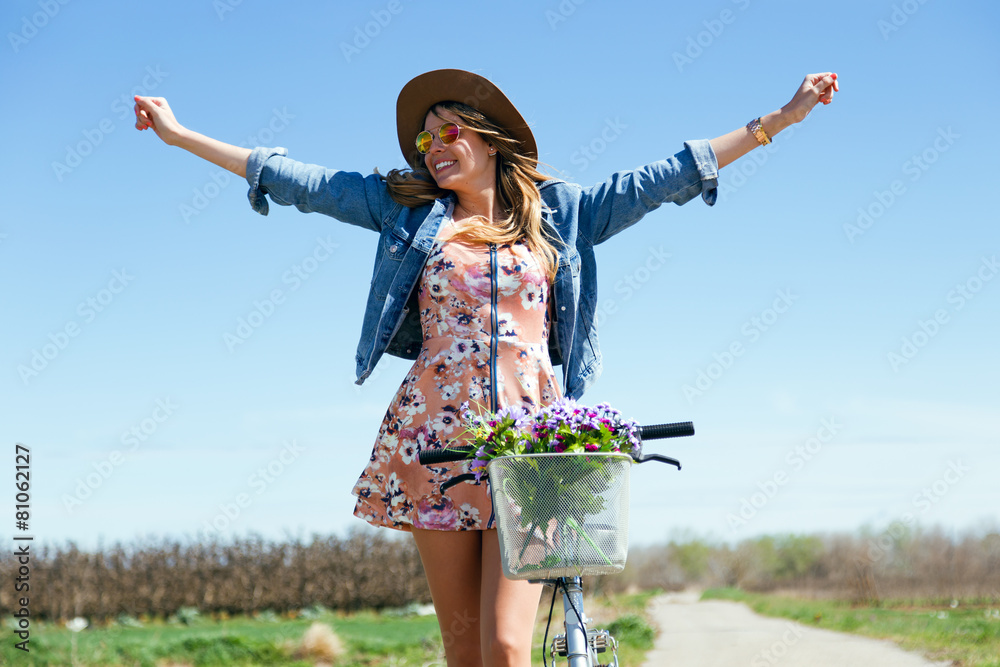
[431,412,459,436]
[519,284,545,310]
[67,617,88,632]
[440,382,462,401]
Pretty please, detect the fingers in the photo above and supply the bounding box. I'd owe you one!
[784,72,839,123]
[805,72,839,106]
[134,95,154,131]
[133,95,172,132]
[820,73,838,105]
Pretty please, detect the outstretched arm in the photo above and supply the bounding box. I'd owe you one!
[136,94,389,228]
[710,72,839,169]
[134,95,251,178]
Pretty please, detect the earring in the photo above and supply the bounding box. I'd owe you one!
[488,147,497,155]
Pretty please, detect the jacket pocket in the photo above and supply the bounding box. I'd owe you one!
[370,230,408,299]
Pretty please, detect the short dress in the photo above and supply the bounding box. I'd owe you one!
[351,217,562,531]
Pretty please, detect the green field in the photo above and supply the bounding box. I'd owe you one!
[702,587,1000,667]
[19,587,995,666]
[1,593,659,666]
[3,609,441,666]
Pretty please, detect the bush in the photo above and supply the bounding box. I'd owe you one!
[173,606,201,625]
[0,529,429,622]
[607,614,655,650]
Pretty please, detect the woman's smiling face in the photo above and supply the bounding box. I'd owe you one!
[422,107,495,196]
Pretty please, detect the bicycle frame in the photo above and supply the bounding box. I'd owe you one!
[549,576,613,666]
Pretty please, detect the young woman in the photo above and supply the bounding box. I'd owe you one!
[135,68,837,667]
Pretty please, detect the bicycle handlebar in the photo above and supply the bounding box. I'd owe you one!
[639,421,694,440]
[419,445,476,465]
[417,421,694,467]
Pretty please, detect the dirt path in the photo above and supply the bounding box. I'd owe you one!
[641,591,949,667]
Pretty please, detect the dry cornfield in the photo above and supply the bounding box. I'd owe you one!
[2,526,998,622]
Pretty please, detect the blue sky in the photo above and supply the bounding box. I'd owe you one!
[2,0,997,550]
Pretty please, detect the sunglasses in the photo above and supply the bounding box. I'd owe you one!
[415,122,461,154]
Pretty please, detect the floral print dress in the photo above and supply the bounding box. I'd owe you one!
[351,217,561,531]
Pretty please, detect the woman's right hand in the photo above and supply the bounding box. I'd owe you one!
[134,95,185,146]
[780,72,839,125]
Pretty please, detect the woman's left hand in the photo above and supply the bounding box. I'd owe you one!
[782,72,839,124]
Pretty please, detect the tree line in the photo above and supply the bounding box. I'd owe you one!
[2,525,997,622]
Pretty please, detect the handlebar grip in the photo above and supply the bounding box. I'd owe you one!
[638,421,695,441]
[418,446,475,465]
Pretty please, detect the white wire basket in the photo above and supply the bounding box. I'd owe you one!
[487,452,632,580]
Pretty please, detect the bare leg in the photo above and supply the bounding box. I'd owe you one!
[480,529,544,667]
[412,528,484,666]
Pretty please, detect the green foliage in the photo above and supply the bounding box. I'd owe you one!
[167,635,287,665]
[116,612,144,628]
[607,613,655,650]
[173,605,201,625]
[255,609,280,623]
[298,603,330,620]
[773,534,824,580]
[670,538,712,580]
[700,587,745,602]
[495,454,629,574]
[0,611,444,666]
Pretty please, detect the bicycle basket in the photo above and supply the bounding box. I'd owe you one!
[487,452,631,580]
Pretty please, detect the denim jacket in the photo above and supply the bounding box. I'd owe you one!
[245,140,718,399]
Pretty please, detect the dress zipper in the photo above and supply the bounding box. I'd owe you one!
[489,243,499,414]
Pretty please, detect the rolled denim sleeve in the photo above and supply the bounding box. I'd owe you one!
[686,138,719,206]
[244,146,387,232]
[579,139,719,245]
[246,146,288,216]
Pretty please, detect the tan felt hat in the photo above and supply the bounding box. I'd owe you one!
[396,68,537,167]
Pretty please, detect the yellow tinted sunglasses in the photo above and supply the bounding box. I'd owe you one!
[415,122,461,154]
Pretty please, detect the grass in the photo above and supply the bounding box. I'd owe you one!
[1,609,442,666]
[702,587,1000,667]
[532,588,660,666]
[2,593,660,666]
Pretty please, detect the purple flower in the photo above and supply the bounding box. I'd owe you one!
[494,405,532,430]
[470,458,488,481]
[460,398,639,461]
[414,494,459,530]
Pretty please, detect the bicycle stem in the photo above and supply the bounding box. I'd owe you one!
[560,577,593,667]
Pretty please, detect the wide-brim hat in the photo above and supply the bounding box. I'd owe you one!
[396,69,537,168]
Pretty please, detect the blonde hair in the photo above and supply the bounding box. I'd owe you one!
[382,101,561,280]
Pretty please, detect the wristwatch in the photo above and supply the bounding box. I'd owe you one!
[747,117,771,146]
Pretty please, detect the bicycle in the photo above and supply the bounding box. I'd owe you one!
[419,419,694,667]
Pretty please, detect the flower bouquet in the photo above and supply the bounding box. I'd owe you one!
[459,398,640,579]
